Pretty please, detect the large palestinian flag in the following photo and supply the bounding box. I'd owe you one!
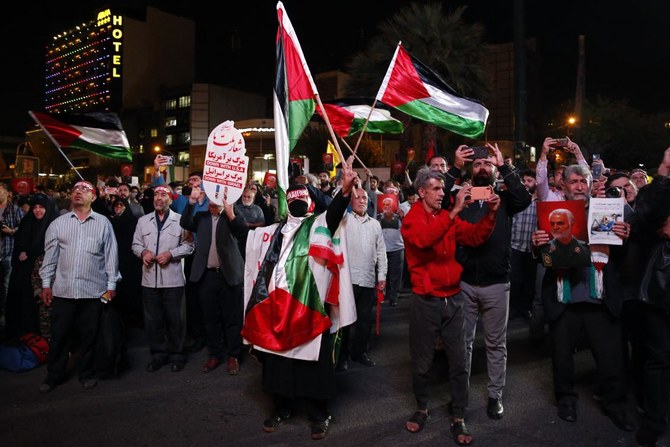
[274,1,317,219]
[376,43,489,139]
[29,111,132,162]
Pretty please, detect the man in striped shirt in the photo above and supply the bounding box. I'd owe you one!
[39,180,120,393]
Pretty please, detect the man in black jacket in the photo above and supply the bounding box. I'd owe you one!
[180,186,248,375]
[455,143,531,421]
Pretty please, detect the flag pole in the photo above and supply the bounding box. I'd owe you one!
[314,94,347,165]
[351,98,380,156]
[28,112,84,181]
[353,41,403,156]
[339,138,369,171]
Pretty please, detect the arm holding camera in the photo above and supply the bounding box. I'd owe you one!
[658,147,670,177]
[152,155,167,186]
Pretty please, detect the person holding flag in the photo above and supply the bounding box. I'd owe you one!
[242,155,357,440]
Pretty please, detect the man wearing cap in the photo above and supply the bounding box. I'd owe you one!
[39,180,121,393]
[180,186,248,375]
[242,156,357,440]
[132,185,194,373]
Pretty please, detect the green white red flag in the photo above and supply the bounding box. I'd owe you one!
[318,102,404,138]
[274,1,318,219]
[242,214,356,361]
[29,111,132,162]
[376,42,489,139]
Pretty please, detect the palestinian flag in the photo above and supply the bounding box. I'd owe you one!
[376,43,489,139]
[29,111,132,162]
[318,102,404,138]
[274,1,318,219]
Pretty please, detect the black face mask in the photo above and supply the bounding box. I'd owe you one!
[288,200,309,217]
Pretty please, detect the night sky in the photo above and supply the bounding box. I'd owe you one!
[3,0,669,137]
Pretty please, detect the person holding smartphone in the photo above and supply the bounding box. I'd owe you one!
[536,137,590,202]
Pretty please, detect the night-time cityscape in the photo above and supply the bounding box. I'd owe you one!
[1,3,669,446]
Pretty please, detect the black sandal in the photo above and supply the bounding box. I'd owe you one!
[405,410,429,433]
[450,419,474,446]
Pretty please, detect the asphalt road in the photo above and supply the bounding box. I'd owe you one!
[0,295,663,447]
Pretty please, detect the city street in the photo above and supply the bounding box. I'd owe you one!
[0,295,660,447]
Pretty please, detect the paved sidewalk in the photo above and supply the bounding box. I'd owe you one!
[0,298,658,446]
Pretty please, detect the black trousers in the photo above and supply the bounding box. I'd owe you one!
[549,302,627,410]
[197,270,243,359]
[45,297,102,385]
[638,304,670,444]
[339,284,375,361]
[142,286,186,364]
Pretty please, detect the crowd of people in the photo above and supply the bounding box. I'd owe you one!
[0,143,668,446]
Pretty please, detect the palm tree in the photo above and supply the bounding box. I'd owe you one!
[344,2,491,163]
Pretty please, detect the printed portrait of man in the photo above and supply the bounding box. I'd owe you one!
[538,208,591,269]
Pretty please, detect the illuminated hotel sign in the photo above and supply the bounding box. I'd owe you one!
[97,9,123,79]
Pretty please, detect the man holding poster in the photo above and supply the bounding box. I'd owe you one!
[530,163,635,431]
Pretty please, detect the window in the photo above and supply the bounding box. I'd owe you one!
[178,132,190,144]
[165,117,177,128]
[165,134,174,146]
[165,98,177,110]
[178,95,191,108]
[150,128,158,138]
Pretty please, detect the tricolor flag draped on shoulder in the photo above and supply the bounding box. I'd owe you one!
[274,1,318,219]
[375,42,489,139]
[317,101,404,138]
[29,111,133,162]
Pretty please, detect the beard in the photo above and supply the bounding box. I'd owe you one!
[472,171,494,187]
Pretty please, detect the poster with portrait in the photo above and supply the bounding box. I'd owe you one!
[587,198,624,245]
[377,193,399,215]
[202,120,249,206]
[536,200,590,269]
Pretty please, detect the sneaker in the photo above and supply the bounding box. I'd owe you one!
[263,412,291,433]
[310,415,331,440]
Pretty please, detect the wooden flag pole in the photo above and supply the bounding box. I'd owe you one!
[351,98,380,156]
[314,94,347,165]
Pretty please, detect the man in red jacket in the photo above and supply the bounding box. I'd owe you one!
[401,167,499,446]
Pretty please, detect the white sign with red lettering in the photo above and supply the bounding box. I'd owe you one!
[203,120,249,205]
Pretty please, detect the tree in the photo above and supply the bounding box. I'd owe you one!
[344,2,492,164]
[545,97,670,173]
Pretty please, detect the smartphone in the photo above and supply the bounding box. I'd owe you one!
[159,155,174,166]
[470,186,491,201]
[470,146,490,160]
[550,138,569,148]
[592,154,602,178]
[106,186,118,196]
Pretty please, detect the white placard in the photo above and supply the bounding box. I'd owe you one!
[203,120,249,206]
[587,198,624,245]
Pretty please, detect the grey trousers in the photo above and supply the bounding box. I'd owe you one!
[462,281,510,400]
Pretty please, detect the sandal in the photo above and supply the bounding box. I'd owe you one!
[405,410,429,433]
[450,419,474,446]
